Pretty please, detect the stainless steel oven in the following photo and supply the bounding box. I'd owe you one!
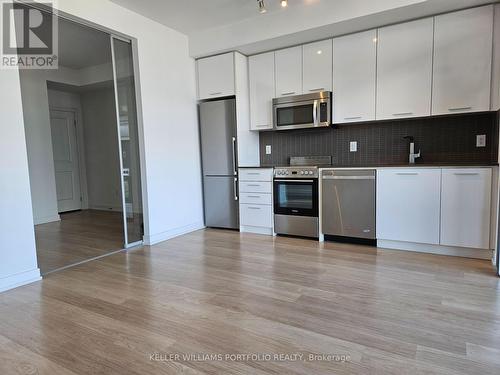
[273,91,332,131]
[273,166,319,238]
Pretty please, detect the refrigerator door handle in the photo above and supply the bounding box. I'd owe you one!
[232,137,237,176]
[233,177,238,201]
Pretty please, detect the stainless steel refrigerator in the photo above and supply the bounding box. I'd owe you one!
[199,98,239,229]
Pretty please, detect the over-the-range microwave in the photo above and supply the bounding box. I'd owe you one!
[273,91,332,131]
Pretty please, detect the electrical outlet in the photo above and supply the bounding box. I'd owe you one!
[350,141,358,152]
[265,145,272,155]
[476,135,486,148]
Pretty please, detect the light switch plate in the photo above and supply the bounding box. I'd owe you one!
[350,141,358,152]
[265,145,272,155]
[476,135,486,148]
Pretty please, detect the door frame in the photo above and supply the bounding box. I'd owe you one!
[49,106,89,210]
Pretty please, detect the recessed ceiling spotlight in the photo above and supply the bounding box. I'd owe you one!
[257,0,267,13]
[317,50,322,55]
[281,0,288,7]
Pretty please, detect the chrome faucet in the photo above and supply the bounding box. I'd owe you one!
[403,136,421,164]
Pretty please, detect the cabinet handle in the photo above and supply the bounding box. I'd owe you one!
[454,172,479,176]
[247,207,261,210]
[246,184,261,187]
[209,92,223,96]
[256,124,270,128]
[393,112,413,116]
[247,173,261,175]
[281,92,296,96]
[308,88,324,92]
[344,116,362,120]
[233,178,238,201]
[448,107,472,112]
[396,172,419,175]
[247,195,261,198]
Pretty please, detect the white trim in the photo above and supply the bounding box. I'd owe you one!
[144,221,205,246]
[378,240,494,260]
[33,214,60,225]
[0,268,41,293]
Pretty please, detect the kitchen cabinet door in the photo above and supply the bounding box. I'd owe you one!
[432,6,493,115]
[440,168,492,249]
[334,30,377,123]
[197,53,235,100]
[249,52,275,131]
[377,169,441,244]
[376,18,433,120]
[303,39,333,93]
[275,46,302,97]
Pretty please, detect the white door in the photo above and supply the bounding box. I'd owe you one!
[303,39,333,93]
[249,52,275,130]
[49,110,82,213]
[377,169,441,244]
[376,18,433,120]
[440,168,492,249]
[432,6,493,115]
[275,46,303,97]
[334,30,377,123]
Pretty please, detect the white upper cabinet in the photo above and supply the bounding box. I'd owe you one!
[334,30,377,123]
[275,46,303,97]
[377,169,441,245]
[249,52,275,131]
[197,53,235,100]
[303,40,333,93]
[440,168,492,249]
[376,19,433,120]
[432,6,493,115]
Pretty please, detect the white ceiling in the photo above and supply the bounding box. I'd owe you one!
[109,0,310,35]
[58,18,112,69]
[109,0,499,57]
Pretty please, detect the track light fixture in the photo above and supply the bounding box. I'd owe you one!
[257,0,267,14]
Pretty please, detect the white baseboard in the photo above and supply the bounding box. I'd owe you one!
[378,240,494,260]
[0,268,41,293]
[144,221,205,245]
[240,225,273,236]
[33,214,60,225]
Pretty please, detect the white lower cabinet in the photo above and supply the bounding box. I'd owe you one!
[239,168,273,235]
[377,169,441,245]
[440,168,492,249]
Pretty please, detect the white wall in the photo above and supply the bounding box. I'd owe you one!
[0,0,204,292]
[49,0,204,244]
[80,87,123,211]
[19,70,61,225]
[0,66,42,292]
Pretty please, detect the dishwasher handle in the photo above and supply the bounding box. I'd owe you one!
[322,175,375,180]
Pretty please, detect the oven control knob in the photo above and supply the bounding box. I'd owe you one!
[285,171,289,175]
[300,171,304,175]
[309,171,313,175]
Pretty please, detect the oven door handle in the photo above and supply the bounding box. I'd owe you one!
[274,179,315,183]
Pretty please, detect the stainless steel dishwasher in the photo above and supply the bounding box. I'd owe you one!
[321,169,376,240]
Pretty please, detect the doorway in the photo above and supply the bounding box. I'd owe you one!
[18,10,144,274]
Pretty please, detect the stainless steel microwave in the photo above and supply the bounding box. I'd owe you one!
[273,91,332,131]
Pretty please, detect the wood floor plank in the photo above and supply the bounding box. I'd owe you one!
[1,228,499,374]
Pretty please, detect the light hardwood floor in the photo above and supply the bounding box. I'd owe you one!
[1,229,500,374]
[35,210,125,274]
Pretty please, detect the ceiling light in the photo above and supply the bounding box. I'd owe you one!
[317,50,322,55]
[257,0,267,13]
[281,0,288,7]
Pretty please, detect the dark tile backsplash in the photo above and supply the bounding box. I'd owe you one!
[259,112,499,167]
